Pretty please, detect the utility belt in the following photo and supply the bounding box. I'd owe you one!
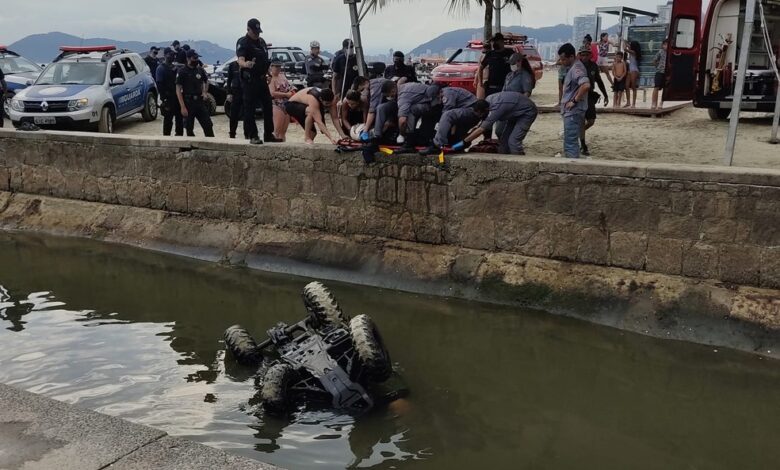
[183,94,203,101]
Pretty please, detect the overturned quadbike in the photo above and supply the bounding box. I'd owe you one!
[224,282,395,414]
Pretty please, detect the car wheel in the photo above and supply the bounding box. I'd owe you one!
[204,93,217,116]
[224,325,263,367]
[303,282,350,328]
[708,108,730,121]
[350,314,392,383]
[98,106,114,134]
[261,363,296,414]
[141,93,158,122]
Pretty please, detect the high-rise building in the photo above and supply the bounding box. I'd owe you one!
[572,14,597,44]
[657,2,673,24]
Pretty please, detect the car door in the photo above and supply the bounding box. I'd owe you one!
[664,0,703,101]
[120,57,144,111]
[109,59,133,116]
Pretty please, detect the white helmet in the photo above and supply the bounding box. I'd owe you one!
[350,124,366,141]
[310,40,321,49]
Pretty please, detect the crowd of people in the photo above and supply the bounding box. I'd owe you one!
[145,18,669,161]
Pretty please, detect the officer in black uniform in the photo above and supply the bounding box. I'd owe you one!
[155,47,183,136]
[384,51,417,83]
[176,44,190,65]
[226,60,245,139]
[0,67,6,127]
[305,41,328,88]
[237,18,278,144]
[176,49,214,137]
[144,47,160,80]
[480,33,513,97]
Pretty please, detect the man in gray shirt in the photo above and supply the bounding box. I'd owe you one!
[652,39,668,109]
[451,91,537,155]
[397,82,440,152]
[558,43,591,158]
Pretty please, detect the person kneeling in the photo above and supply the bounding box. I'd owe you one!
[285,87,338,144]
[420,100,489,155]
[452,91,537,155]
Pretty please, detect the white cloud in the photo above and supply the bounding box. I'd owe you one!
[1,0,687,54]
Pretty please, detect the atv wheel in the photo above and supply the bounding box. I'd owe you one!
[303,281,350,327]
[224,325,263,366]
[350,314,392,383]
[261,363,296,414]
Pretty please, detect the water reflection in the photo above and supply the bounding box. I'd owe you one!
[2,232,780,469]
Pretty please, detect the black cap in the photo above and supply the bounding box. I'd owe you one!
[186,49,199,59]
[172,40,180,47]
[150,46,160,52]
[182,44,191,51]
[393,51,404,58]
[163,47,174,56]
[248,18,263,33]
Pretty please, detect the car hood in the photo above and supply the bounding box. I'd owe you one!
[20,84,96,100]
[433,63,478,73]
[4,71,41,90]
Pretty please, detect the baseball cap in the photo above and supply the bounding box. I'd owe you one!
[310,40,320,49]
[163,47,174,56]
[150,46,160,52]
[248,18,263,33]
[186,49,200,59]
[578,44,592,55]
[393,51,404,58]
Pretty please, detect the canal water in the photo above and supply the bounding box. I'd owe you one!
[1,232,779,469]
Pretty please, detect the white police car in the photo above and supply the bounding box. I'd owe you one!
[0,46,44,118]
[8,46,158,133]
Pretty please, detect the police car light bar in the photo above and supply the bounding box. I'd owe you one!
[59,45,117,53]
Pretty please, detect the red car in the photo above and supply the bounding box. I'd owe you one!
[431,33,544,93]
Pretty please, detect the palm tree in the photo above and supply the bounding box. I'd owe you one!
[374,0,522,41]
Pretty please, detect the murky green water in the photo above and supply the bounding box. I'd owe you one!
[1,233,779,469]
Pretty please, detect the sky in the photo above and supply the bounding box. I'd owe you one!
[0,0,687,54]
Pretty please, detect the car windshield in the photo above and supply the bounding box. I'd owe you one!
[35,62,107,86]
[0,55,42,74]
[449,49,482,63]
[293,52,306,62]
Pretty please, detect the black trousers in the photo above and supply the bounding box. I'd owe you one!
[161,97,183,136]
[242,80,274,140]
[183,96,214,137]
[228,90,244,138]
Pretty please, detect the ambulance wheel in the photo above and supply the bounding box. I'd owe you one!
[141,92,158,122]
[97,106,114,134]
[708,108,729,121]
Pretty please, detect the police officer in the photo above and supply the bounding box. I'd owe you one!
[176,49,214,137]
[226,59,245,139]
[305,41,328,89]
[144,47,160,80]
[480,33,513,97]
[440,86,478,112]
[331,39,359,98]
[396,82,440,152]
[0,66,6,128]
[384,51,417,83]
[361,77,392,141]
[156,47,183,136]
[420,99,489,155]
[452,91,537,155]
[237,18,278,144]
[177,44,190,65]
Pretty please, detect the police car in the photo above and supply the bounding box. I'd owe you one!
[0,47,44,118]
[8,46,158,133]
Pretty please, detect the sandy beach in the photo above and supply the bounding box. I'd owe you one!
[116,72,780,170]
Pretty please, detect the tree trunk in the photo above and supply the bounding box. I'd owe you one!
[483,1,493,41]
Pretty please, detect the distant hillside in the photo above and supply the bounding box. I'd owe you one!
[9,32,234,64]
[410,24,573,55]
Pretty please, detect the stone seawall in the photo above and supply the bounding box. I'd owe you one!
[0,130,779,350]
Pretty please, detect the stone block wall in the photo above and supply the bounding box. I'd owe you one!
[0,131,778,289]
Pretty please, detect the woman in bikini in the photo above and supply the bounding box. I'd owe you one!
[269,60,296,141]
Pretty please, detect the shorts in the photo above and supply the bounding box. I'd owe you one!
[613,78,626,92]
[585,93,599,120]
[285,102,316,135]
[597,56,610,67]
[654,72,666,89]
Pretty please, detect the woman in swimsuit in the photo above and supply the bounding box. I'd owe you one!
[624,41,642,108]
[269,60,296,141]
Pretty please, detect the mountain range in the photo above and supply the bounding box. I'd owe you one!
[410,24,573,55]
[8,32,235,64]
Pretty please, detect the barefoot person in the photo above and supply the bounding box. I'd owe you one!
[597,33,613,84]
[285,87,339,144]
[268,60,295,141]
[612,52,627,108]
[652,40,669,110]
[625,41,642,108]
